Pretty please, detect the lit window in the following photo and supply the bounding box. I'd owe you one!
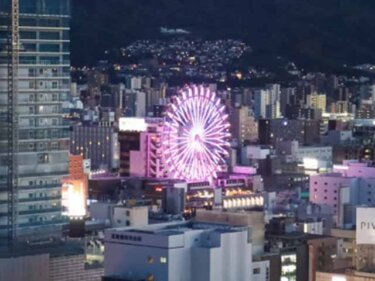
[160,257,167,264]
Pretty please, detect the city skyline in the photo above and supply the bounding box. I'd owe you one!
[0,0,375,281]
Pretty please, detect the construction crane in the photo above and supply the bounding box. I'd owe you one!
[7,0,19,241]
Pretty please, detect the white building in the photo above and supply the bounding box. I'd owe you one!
[241,145,271,166]
[104,221,252,281]
[310,161,375,227]
[123,90,146,117]
[89,202,149,228]
[254,85,281,119]
[112,205,148,228]
[295,146,332,164]
[276,141,332,163]
[301,221,324,235]
[252,260,270,281]
[119,117,167,178]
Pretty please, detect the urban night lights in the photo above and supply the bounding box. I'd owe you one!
[2,0,375,280]
[163,85,231,182]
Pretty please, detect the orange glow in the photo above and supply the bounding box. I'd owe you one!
[62,179,87,217]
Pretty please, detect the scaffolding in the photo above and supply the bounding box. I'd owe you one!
[7,0,19,241]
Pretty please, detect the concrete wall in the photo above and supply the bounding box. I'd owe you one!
[310,175,357,226]
[105,224,252,281]
[0,254,49,281]
[195,209,265,255]
[252,259,270,281]
[0,253,103,281]
[50,254,103,281]
[113,206,148,227]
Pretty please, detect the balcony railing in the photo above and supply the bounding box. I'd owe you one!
[19,207,61,215]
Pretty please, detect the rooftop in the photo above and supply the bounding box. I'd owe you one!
[109,221,247,237]
[0,239,85,259]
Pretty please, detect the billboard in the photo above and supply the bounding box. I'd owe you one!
[119,117,147,132]
[62,179,87,218]
[356,207,375,245]
[332,276,346,281]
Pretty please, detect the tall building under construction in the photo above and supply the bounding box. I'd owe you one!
[0,0,70,241]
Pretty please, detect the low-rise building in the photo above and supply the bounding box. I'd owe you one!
[104,221,252,281]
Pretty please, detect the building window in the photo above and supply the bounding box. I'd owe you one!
[37,153,49,164]
[147,256,154,264]
[146,274,155,281]
[253,268,261,274]
[160,257,167,264]
[126,220,130,226]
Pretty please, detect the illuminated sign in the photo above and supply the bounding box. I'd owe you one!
[356,207,375,245]
[62,179,87,218]
[232,166,257,175]
[119,117,147,132]
[332,276,346,281]
[303,158,319,170]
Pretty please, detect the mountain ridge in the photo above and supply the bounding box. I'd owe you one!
[71,0,375,70]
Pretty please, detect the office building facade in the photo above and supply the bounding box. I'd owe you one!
[70,125,119,170]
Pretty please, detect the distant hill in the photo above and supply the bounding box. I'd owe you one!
[71,0,375,70]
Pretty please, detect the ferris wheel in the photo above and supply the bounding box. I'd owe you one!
[163,85,231,182]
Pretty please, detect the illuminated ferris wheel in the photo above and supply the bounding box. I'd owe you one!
[163,85,231,182]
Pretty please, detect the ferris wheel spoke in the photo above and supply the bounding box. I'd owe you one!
[163,86,231,181]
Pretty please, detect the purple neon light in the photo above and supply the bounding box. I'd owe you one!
[163,85,231,182]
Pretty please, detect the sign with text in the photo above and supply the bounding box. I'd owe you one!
[356,207,375,245]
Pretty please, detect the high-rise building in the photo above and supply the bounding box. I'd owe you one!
[118,117,166,178]
[230,106,258,145]
[123,89,146,117]
[258,119,320,146]
[70,124,119,170]
[254,85,281,119]
[306,93,326,113]
[0,0,71,240]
